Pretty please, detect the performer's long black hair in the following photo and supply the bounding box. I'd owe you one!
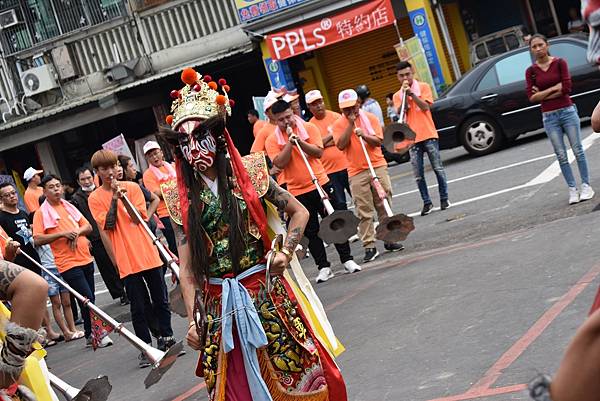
[160,116,245,287]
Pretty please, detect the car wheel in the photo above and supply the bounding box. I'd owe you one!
[459,115,504,156]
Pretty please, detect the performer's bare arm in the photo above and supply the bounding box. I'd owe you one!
[264,177,309,274]
[548,309,600,401]
[173,221,205,351]
[171,221,196,325]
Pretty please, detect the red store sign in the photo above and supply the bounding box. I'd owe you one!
[266,0,395,61]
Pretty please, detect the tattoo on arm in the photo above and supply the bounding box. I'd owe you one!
[104,198,118,230]
[264,177,291,212]
[284,226,302,253]
[172,219,187,246]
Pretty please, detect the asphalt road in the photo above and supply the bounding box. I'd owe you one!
[45,126,600,401]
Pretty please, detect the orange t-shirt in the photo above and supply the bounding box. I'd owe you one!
[310,110,348,175]
[331,111,387,178]
[393,81,438,144]
[0,226,8,260]
[265,121,329,196]
[88,182,162,279]
[24,187,43,213]
[252,120,267,137]
[250,122,277,153]
[142,163,174,218]
[33,203,93,273]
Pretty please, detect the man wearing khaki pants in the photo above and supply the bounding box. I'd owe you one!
[331,89,404,263]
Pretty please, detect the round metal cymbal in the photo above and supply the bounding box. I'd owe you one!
[375,214,415,243]
[144,341,184,388]
[73,376,112,401]
[318,210,360,244]
[383,123,416,155]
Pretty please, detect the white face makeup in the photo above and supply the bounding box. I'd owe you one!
[178,120,217,172]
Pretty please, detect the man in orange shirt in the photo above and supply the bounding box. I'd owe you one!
[306,89,350,209]
[23,167,43,213]
[32,174,113,348]
[266,99,361,283]
[394,61,450,216]
[89,150,177,368]
[142,141,178,255]
[250,93,279,154]
[332,89,404,263]
[247,109,266,137]
[251,92,286,183]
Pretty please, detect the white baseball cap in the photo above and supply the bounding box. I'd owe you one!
[305,90,323,104]
[143,140,161,155]
[283,93,299,103]
[338,89,359,109]
[23,167,43,182]
[263,94,279,113]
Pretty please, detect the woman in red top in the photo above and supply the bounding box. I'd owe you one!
[526,34,594,205]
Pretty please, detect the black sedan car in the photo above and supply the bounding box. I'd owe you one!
[432,34,600,156]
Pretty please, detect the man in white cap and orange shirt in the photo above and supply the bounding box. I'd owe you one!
[283,92,302,117]
[23,167,44,213]
[141,140,178,256]
[250,92,280,154]
[266,98,362,283]
[331,89,404,263]
[306,90,350,210]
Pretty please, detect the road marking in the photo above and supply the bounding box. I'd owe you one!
[393,153,555,198]
[426,384,527,401]
[404,132,600,216]
[426,261,600,401]
[171,382,207,401]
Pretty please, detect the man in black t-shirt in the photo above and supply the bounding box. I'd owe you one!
[0,183,41,274]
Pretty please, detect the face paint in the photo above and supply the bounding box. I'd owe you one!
[178,120,217,172]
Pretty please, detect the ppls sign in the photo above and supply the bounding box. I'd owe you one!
[266,0,395,60]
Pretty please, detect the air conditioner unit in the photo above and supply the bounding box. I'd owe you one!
[0,9,18,29]
[20,65,59,97]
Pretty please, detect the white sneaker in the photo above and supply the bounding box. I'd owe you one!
[580,183,595,201]
[343,260,362,273]
[98,335,114,348]
[349,234,360,243]
[569,187,580,204]
[316,267,334,283]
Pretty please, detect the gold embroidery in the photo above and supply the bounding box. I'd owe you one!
[160,178,183,225]
[232,152,269,200]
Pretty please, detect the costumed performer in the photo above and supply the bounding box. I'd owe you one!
[160,68,348,401]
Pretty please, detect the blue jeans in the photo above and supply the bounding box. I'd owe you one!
[409,139,449,205]
[123,266,173,344]
[327,170,351,210]
[543,105,590,188]
[61,262,95,338]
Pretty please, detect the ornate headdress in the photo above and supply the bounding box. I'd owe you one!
[165,68,272,253]
[165,68,235,128]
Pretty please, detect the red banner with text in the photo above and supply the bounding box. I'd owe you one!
[266,0,395,61]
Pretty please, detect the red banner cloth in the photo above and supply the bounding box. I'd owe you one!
[266,0,395,60]
[90,310,113,351]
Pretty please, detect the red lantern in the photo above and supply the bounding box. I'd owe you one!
[218,78,227,86]
[170,90,179,99]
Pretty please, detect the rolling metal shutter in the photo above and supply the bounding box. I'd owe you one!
[318,20,414,120]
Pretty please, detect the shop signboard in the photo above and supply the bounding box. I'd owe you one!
[103,134,137,168]
[266,0,394,60]
[394,37,438,99]
[408,8,445,93]
[264,58,296,91]
[237,0,309,23]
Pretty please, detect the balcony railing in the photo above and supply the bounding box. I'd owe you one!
[0,0,129,56]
